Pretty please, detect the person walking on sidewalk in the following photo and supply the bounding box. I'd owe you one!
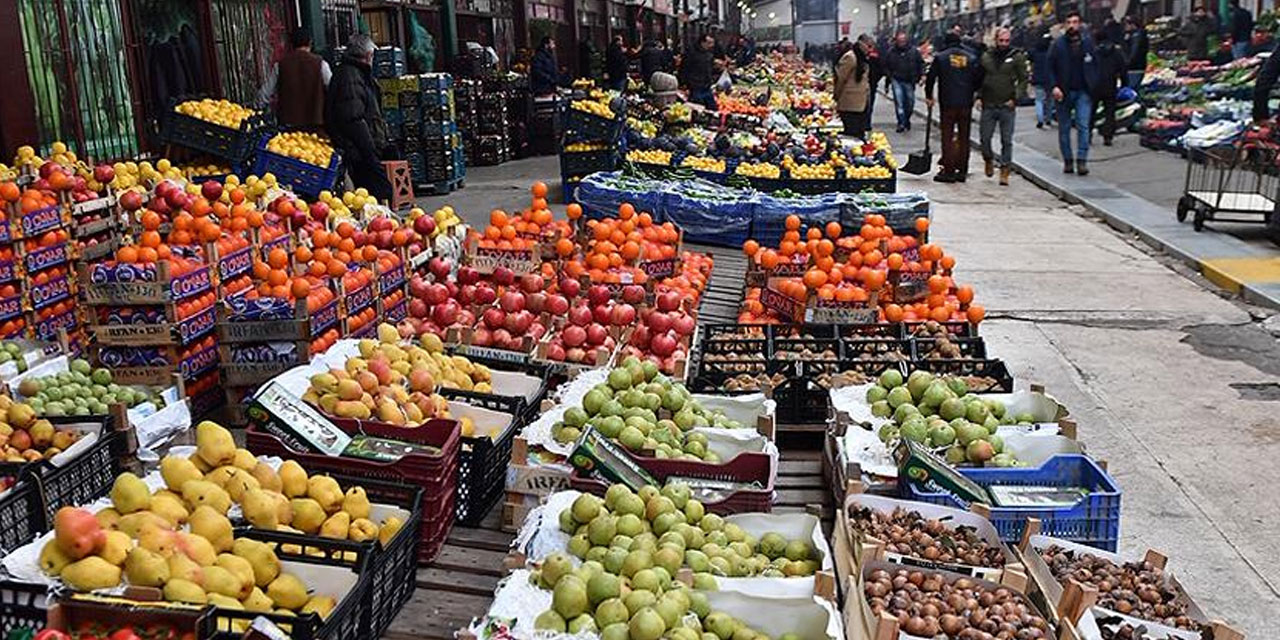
[1228,0,1254,59]
[834,40,872,138]
[1181,3,1217,62]
[978,28,1027,186]
[883,31,925,132]
[858,34,883,126]
[1123,17,1149,89]
[925,32,983,183]
[1091,25,1127,147]
[1030,30,1054,129]
[1048,11,1098,176]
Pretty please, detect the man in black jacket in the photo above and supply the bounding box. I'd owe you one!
[1091,25,1127,147]
[1252,41,1280,121]
[926,32,983,183]
[1229,0,1254,59]
[1123,17,1149,88]
[883,31,925,132]
[326,34,392,201]
[681,34,718,110]
[606,35,629,91]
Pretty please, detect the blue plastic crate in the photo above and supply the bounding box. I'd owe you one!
[901,454,1121,551]
[250,134,342,198]
[374,47,406,78]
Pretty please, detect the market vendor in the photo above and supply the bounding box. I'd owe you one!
[325,34,393,202]
[606,35,629,91]
[531,37,567,95]
[681,34,719,111]
[1181,3,1217,62]
[256,27,331,130]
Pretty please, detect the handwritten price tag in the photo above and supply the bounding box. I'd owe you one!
[759,286,806,323]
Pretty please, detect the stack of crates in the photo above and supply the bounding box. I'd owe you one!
[380,73,466,195]
[469,77,511,166]
[507,75,532,159]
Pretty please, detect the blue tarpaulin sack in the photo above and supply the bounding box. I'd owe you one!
[751,192,843,246]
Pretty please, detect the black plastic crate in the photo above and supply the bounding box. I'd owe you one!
[0,477,43,558]
[160,102,269,163]
[699,336,768,358]
[33,416,122,526]
[911,336,988,361]
[444,392,522,525]
[701,323,771,341]
[769,336,843,362]
[0,580,47,639]
[563,108,623,142]
[560,149,619,177]
[903,320,977,338]
[768,324,838,339]
[908,359,1014,393]
[833,323,907,339]
[772,376,830,425]
[840,337,913,361]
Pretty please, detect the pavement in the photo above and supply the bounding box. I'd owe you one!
[887,90,1280,309]
[408,105,1280,634]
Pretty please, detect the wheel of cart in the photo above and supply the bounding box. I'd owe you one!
[1179,143,1280,238]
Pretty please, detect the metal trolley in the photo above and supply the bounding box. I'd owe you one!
[1177,143,1280,238]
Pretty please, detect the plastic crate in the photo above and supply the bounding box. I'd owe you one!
[563,107,623,142]
[0,580,48,639]
[436,391,522,525]
[250,134,342,198]
[570,450,774,514]
[840,337,913,361]
[560,149,619,177]
[0,477,43,558]
[902,320,978,338]
[160,105,268,163]
[772,375,830,425]
[908,359,1013,393]
[33,417,122,526]
[911,336,988,360]
[901,454,1122,551]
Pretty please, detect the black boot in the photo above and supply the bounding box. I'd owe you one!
[933,172,956,183]
[1076,160,1089,176]
[1063,159,1075,174]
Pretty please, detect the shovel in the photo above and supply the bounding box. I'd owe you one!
[901,102,933,175]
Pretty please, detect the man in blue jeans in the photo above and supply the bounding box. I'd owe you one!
[882,31,925,132]
[1047,10,1098,176]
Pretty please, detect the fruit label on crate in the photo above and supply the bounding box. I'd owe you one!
[72,195,115,216]
[0,219,11,243]
[346,283,374,315]
[178,305,218,344]
[261,234,291,257]
[901,246,921,263]
[892,270,930,303]
[569,427,658,491]
[806,299,878,324]
[745,267,767,288]
[409,249,432,270]
[93,322,174,345]
[378,262,406,293]
[34,309,78,342]
[251,381,352,456]
[894,439,990,506]
[639,257,678,278]
[0,259,14,283]
[19,204,65,237]
[180,341,220,380]
[455,342,530,364]
[769,259,809,278]
[0,295,21,321]
[24,243,69,273]
[384,299,408,323]
[507,463,573,496]
[310,301,339,338]
[218,246,253,280]
[75,216,115,238]
[468,246,540,274]
[223,360,300,387]
[760,286,806,323]
[84,266,211,304]
[29,275,72,310]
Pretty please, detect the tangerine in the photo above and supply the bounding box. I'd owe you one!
[785,215,801,231]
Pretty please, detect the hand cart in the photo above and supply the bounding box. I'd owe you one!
[1176,142,1280,241]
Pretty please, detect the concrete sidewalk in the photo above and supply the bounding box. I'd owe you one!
[882,94,1280,309]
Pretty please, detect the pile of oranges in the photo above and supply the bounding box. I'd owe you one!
[739,213,985,325]
[655,251,713,304]
[3,185,58,216]
[559,203,683,285]
[22,229,69,254]
[479,182,573,251]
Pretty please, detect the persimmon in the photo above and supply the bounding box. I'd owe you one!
[785,214,801,231]
[967,305,986,324]
[742,240,760,257]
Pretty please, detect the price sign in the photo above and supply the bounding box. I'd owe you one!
[806,299,878,324]
[760,286,806,323]
[468,246,540,274]
[892,270,930,303]
[639,257,678,278]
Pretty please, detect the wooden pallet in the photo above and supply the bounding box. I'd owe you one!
[693,242,749,324]
[381,450,833,639]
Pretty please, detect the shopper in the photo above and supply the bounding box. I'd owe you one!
[1181,3,1217,62]
[1047,11,1098,175]
[857,34,883,125]
[978,28,1027,186]
[1091,25,1127,147]
[680,33,719,111]
[606,35,629,91]
[256,27,331,130]
[883,31,925,132]
[639,40,662,81]
[834,39,872,138]
[1252,41,1280,121]
[1229,0,1254,59]
[925,32,983,183]
[326,34,392,202]
[531,37,564,95]
[1029,30,1053,129]
[1123,17,1149,89]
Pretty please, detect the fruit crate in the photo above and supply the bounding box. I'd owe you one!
[910,336,988,361]
[562,108,623,143]
[0,476,43,559]
[249,134,342,198]
[208,528,370,640]
[768,335,844,362]
[438,392,523,525]
[560,148,620,177]
[0,579,48,638]
[908,358,1014,393]
[771,364,833,425]
[569,450,774,514]
[845,172,897,194]
[700,323,771,341]
[902,320,978,338]
[839,337,913,361]
[244,416,460,563]
[160,104,269,163]
[900,454,1122,551]
[30,416,123,527]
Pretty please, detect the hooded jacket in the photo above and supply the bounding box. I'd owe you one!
[925,39,983,108]
[325,51,387,165]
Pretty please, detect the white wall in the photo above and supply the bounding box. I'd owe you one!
[755,0,793,26]
[838,0,876,39]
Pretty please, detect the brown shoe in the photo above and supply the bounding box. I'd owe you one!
[984,158,994,177]
[999,167,1010,186]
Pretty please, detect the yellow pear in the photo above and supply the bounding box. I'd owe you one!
[189,506,233,553]
[290,498,325,534]
[160,455,204,492]
[217,553,255,598]
[61,556,122,591]
[117,511,171,538]
[232,448,258,471]
[348,518,378,543]
[242,586,274,612]
[109,472,151,514]
[204,465,240,489]
[226,471,262,503]
[232,538,280,587]
[176,532,217,566]
[182,480,231,514]
[39,539,72,575]
[137,524,177,557]
[189,453,212,474]
[241,489,279,530]
[124,547,171,587]
[150,493,190,527]
[307,476,343,513]
[95,508,121,531]
[301,595,337,619]
[378,516,404,546]
[279,460,308,497]
[163,578,208,604]
[202,565,243,598]
[250,462,282,493]
[167,551,205,585]
[98,530,133,566]
[319,512,350,540]
[341,486,370,519]
[195,421,236,467]
[268,491,292,526]
[266,573,309,610]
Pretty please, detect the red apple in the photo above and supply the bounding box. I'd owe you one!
[587,284,611,307]
[458,309,476,327]
[414,215,437,236]
[651,333,678,357]
[201,180,222,201]
[648,311,673,334]
[493,266,515,287]
[409,275,431,300]
[630,325,651,347]
[492,328,514,348]
[521,273,545,294]
[118,191,143,211]
[592,304,613,325]
[673,314,696,336]
[444,281,459,299]
[310,201,330,222]
[457,284,477,305]
[94,164,115,184]
[656,290,681,312]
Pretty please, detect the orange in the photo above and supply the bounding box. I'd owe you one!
[785,215,801,231]
[307,261,327,277]
[803,269,827,289]
[141,211,162,231]
[247,211,265,228]
[484,225,501,240]
[361,245,378,262]
[291,278,311,299]
[621,241,641,261]
[742,240,760,257]
[940,255,956,270]
[619,203,635,220]
[199,223,220,243]
[337,238,356,254]
[267,248,289,269]
[532,197,548,212]
[806,227,821,241]
[327,259,346,277]
[825,221,842,239]
[884,303,904,322]
[138,247,158,263]
[915,217,930,233]
[336,221,355,239]
[295,246,313,263]
[927,274,947,294]
[229,188,246,204]
[864,270,885,290]
[779,241,796,257]
[566,203,583,220]
[140,230,161,248]
[116,246,139,263]
[531,181,548,198]
[967,305,986,324]
[556,238,574,257]
[760,250,780,269]
[955,285,974,304]
[886,253,903,270]
[0,182,19,202]
[490,209,509,227]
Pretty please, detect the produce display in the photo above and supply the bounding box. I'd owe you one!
[0,396,82,462]
[868,369,1022,467]
[1039,545,1199,630]
[862,567,1052,638]
[264,131,335,168]
[1135,55,1262,154]
[848,505,1004,568]
[16,358,167,417]
[173,99,258,129]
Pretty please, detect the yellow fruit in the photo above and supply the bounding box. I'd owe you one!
[176,532,217,566]
[195,421,236,467]
[137,524,177,557]
[320,512,350,540]
[203,565,244,598]
[232,448,257,471]
[290,498,326,534]
[279,460,308,498]
[183,480,231,514]
[301,595,337,619]
[98,530,133,566]
[39,539,72,575]
[124,547,170,587]
[109,472,151,514]
[307,476,343,513]
[250,462,282,493]
[216,553,255,598]
[242,489,279,530]
[117,511,171,538]
[61,556,122,591]
[341,486,370,520]
[163,578,208,604]
[150,493,190,527]
[189,506,233,553]
[379,516,404,546]
[232,538,280,587]
[168,551,205,585]
[160,455,204,492]
[242,586,274,612]
[266,573,309,610]
[95,508,121,531]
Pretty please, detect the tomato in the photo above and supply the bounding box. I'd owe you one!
[108,628,141,640]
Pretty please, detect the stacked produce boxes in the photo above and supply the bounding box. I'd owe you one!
[382,73,466,195]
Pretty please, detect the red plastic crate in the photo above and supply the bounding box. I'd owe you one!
[569,451,775,514]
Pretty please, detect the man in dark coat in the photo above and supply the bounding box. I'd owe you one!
[606,35,629,91]
[640,40,665,81]
[257,27,331,129]
[1252,41,1280,121]
[531,37,563,95]
[1229,0,1254,59]
[1047,10,1099,175]
[1091,25,1128,147]
[925,32,983,183]
[680,33,718,110]
[1123,16,1150,88]
[882,31,925,132]
[1181,3,1217,61]
[326,34,392,201]
[1030,30,1054,128]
